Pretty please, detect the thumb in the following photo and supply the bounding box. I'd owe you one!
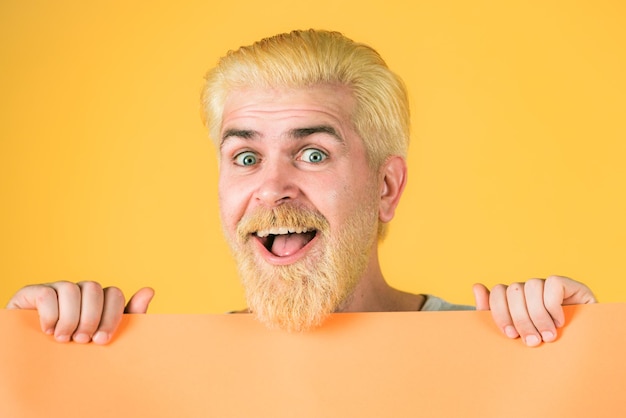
[472,283,491,311]
[543,276,596,328]
[546,276,597,306]
[124,287,155,313]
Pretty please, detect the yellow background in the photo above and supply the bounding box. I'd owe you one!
[1,0,624,312]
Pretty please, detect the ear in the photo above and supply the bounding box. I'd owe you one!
[378,156,408,223]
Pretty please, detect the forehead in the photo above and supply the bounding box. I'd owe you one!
[220,84,356,139]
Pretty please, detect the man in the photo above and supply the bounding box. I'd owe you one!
[6,29,596,347]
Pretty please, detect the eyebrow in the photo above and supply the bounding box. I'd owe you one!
[289,125,343,142]
[221,125,344,147]
[222,129,258,142]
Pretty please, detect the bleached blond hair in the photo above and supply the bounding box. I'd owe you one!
[201,29,410,169]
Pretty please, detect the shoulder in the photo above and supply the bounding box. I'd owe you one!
[227,308,250,314]
[420,295,475,311]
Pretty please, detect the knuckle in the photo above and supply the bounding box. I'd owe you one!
[545,275,564,284]
[513,318,535,333]
[78,281,103,294]
[55,315,79,333]
[55,280,80,295]
[79,315,100,332]
[103,287,125,304]
[34,286,58,305]
[78,316,102,331]
[491,284,508,293]
[55,280,75,287]
[506,282,524,296]
[525,278,544,287]
[527,309,552,327]
[523,278,545,294]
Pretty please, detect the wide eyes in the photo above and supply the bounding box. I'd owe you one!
[300,148,328,163]
[233,148,328,167]
[234,151,258,166]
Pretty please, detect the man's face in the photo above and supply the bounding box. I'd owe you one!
[218,84,382,331]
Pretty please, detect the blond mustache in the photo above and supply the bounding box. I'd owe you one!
[236,205,329,243]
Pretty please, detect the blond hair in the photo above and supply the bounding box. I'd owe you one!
[201,29,410,168]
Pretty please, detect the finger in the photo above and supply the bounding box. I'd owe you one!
[505,282,542,347]
[488,284,519,339]
[48,281,82,343]
[543,275,596,328]
[91,287,126,345]
[472,283,491,311]
[523,279,558,343]
[546,276,597,305]
[6,285,60,335]
[124,287,155,314]
[71,281,105,344]
[557,275,597,305]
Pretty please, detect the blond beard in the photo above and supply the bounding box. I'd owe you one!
[228,203,378,332]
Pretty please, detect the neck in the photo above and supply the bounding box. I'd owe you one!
[337,249,425,312]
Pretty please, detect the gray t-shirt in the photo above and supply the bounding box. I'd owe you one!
[229,295,475,314]
[420,295,475,311]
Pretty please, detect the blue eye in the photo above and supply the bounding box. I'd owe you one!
[234,151,258,166]
[301,148,327,163]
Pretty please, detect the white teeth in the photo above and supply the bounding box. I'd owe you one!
[255,227,310,237]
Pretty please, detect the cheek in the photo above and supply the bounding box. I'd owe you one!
[218,172,263,233]
[218,180,243,230]
[316,177,371,226]
[341,174,380,216]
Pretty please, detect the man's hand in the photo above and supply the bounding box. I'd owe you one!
[6,281,154,344]
[472,276,596,347]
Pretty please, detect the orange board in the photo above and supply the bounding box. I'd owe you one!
[1,304,624,417]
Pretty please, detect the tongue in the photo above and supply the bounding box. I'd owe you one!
[270,233,312,257]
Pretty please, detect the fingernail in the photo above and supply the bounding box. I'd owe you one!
[504,325,518,338]
[72,333,91,344]
[525,335,541,346]
[92,331,109,345]
[541,331,555,342]
[55,334,70,343]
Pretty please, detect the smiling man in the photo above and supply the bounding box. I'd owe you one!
[218,85,393,331]
[6,29,596,346]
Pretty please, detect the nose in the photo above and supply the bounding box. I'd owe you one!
[254,159,299,207]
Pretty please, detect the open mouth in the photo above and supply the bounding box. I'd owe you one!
[255,227,317,257]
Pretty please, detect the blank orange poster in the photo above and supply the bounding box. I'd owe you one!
[1,304,624,417]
